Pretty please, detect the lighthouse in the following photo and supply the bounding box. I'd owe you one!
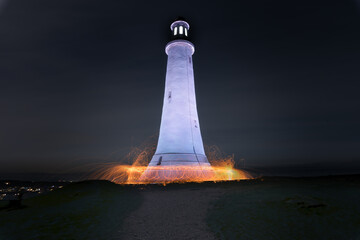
[140,18,213,182]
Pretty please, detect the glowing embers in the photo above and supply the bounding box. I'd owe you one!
[139,165,215,183]
[89,163,250,184]
[138,165,249,183]
[86,142,252,184]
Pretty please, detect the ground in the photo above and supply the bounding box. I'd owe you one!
[0,176,360,240]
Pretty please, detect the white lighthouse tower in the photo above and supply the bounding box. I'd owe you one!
[140,18,213,182]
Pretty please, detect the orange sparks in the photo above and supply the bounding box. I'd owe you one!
[84,141,251,184]
[89,164,250,184]
[87,146,251,184]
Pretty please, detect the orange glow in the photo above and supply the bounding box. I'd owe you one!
[89,164,250,184]
[90,148,252,184]
[87,144,252,184]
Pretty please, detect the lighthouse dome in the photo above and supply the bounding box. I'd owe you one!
[170,17,190,40]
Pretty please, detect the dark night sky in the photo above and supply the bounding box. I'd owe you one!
[1,0,360,176]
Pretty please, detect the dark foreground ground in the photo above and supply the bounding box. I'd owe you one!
[0,175,360,240]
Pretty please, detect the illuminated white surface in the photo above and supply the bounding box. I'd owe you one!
[165,40,194,55]
[174,27,177,35]
[147,39,209,167]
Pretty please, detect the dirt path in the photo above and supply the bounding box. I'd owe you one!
[113,186,223,240]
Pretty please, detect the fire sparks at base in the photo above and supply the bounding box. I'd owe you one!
[86,143,252,184]
[88,163,251,184]
[138,165,250,184]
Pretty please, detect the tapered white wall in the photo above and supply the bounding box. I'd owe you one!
[147,40,209,167]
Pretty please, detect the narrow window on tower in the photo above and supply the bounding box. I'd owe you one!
[185,28,188,36]
[157,156,162,165]
[179,26,183,35]
[174,27,177,35]
[189,57,191,64]
[168,90,172,103]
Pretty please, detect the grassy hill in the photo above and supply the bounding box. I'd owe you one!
[0,180,142,240]
[207,176,360,240]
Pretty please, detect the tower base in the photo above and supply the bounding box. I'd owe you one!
[138,153,215,183]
